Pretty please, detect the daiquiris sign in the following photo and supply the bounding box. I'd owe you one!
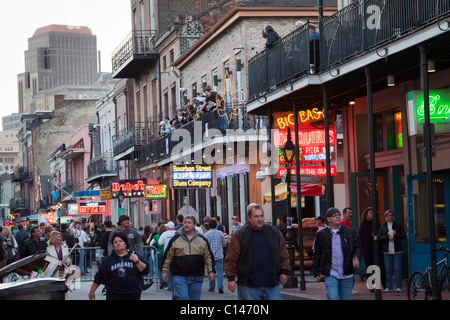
[407,90,450,135]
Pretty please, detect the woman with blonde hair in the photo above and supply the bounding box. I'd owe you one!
[2,226,18,265]
[378,209,406,293]
[46,230,72,277]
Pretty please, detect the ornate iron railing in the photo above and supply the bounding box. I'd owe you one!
[111,30,157,74]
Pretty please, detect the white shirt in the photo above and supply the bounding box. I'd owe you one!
[159,230,176,252]
[72,228,88,248]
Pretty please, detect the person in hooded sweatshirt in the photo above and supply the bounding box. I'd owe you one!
[89,233,149,300]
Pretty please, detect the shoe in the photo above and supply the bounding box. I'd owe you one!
[143,280,154,291]
[351,289,360,295]
[219,288,224,294]
[396,288,402,293]
[384,288,393,293]
[102,287,106,296]
[208,289,214,292]
[159,282,166,290]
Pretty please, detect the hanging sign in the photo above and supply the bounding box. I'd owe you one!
[407,89,450,135]
[111,179,147,198]
[145,184,168,199]
[78,200,110,215]
[170,164,213,188]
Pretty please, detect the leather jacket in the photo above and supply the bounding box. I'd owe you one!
[312,225,361,278]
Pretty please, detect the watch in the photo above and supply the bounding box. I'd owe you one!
[134,260,140,265]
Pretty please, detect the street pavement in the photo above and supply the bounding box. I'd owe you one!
[67,273,420,301]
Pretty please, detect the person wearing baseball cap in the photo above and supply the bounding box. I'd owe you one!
[230,216,241,236]
[312,207,361,300]
[107,215,144,256]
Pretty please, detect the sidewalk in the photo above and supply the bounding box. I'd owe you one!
[280,274,408,300]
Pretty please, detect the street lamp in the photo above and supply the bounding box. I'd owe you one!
[281,126,298,288]
[117,189,125,208]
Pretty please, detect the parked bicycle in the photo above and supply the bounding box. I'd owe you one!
[407,247,450,300]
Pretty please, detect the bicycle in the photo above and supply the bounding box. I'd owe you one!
[407,247,450,300]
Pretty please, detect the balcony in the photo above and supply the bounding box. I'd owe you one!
[86,153,117,183]
[11,167,33,182]
[248,0,450,101]
[111,30,158,79]
[113,122,156,161]
[138,106,266,165]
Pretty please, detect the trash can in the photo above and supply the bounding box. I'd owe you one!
[0,253,68,300]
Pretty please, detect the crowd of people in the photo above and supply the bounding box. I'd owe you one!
[159,85,225,136]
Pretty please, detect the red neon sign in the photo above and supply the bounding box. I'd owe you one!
[111,179,147,198]
[78,200,110,215]
[277,166,336,178]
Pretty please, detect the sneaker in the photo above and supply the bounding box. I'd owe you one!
[396,288,402,293]
[351,289,360,295]
[384,288,393,293]
[219,288,224,294]
[208,289,214,292]
[159,282,166,290]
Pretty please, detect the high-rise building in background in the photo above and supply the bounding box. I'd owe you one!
[17,24,108,114]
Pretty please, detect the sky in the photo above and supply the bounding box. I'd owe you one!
[0,1,132,130]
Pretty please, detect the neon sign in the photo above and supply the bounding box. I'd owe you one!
[273,111,337,177]
[111,179,147,198]
[171,164,213,188]
[407,90,450,136]
[145,184,168,199]
[78,200,110,215]
[277,166,336,178]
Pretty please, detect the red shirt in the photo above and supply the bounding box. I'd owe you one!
[341,219,353,229]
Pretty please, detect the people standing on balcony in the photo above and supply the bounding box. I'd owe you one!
[198,85,224,114]
[262,25,281,52]
[308,25,320,41]
[160,116,172,136]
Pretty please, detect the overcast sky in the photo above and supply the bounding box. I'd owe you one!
[0,1,131,130]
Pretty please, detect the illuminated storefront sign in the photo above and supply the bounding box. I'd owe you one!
[111,179,147,198]
[407,89,450,135]
[145,184,168,199]
[277,166,336,178]
[78,200,110,215]
[171,164,213,188]
[274,111,337,177]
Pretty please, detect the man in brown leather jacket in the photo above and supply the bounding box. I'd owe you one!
[224,203,290,300]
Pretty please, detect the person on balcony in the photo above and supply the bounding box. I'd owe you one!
[262,25,281,53]
[198,86,223,114]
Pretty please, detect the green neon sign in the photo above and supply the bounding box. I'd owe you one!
[416,94,450,123]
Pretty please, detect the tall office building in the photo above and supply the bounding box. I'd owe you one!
[17,24,102,114]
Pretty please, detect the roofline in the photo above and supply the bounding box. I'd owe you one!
[174,6,336,69]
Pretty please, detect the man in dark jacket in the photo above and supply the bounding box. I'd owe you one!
[225,203,290,300]
[312,207,361,300]
[19,225,47,259]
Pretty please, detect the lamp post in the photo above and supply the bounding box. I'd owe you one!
[281,126,298,288]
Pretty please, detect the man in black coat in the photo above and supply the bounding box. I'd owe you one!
[312,207,361,300]
[19,225,47,259]
[61,223,77,248]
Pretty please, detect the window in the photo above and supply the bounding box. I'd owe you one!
[163,56,167,70]
[201,75,207,90]
[169,49,174,65]
[191,83,197,100]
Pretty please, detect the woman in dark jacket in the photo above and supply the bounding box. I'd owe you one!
[89,233,149,300]
[358,207,375,269]
[262,25,281,52]
[378,209,406,293]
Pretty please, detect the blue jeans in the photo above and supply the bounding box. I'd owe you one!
[384,253,403,290]
[209,259,224,290]
[78,250,85,273]
[324,275,354,300]
[172,275,203,300]
[237,285,281,300]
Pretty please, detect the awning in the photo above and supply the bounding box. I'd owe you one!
[264,183,324,203]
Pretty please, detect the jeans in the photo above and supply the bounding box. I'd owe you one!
[78,250,85,273]
[324,275,354,300]
[209,259,224,290]
[384,253,403,290]
[172,275,203,300]
[237,285,281,300]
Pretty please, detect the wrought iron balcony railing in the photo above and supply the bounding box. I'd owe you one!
[138,106,266,164]
[113,122,156,156]
[111,30,157,75]
[248,0,450,99]
[321,0,450,71]
[87,153,117,179]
